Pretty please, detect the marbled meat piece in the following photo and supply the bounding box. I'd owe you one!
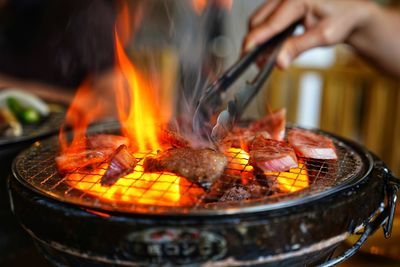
[143,147,228,188]
[101,144,137,186]
[249,135,298,172]
[288,128,337,160]
[249,108,286,141]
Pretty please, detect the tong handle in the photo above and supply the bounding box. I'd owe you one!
[212,21,299,95]
[230,22,298,121]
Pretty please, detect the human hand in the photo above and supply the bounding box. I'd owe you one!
[243,0,376,69]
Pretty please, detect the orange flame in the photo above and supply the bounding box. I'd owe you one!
[60,0,185,205]
[265,163,309,193]
[59,79,107,153]
[66,153,204,206]
[114,33,162,151]
[191,0,233,15]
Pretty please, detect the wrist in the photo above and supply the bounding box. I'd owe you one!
[347,1,380,47]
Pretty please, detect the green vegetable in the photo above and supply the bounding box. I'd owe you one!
[6,97,41,124]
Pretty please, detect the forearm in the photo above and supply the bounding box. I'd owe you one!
[349,3,400,77]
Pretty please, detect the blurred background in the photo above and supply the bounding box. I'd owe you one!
[0,0,399,265]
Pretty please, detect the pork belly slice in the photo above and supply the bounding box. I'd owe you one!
[249,136,298,172]
[249,108,286,141]
[56,149,113,174]
[101,144,137,186]
[143,147,228,189]
[288,129,337,160]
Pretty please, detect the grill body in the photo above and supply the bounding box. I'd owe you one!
[8,127,391,266]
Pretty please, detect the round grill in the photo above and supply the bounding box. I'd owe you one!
[12,124,370,215]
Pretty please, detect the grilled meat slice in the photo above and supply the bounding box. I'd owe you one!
[159,128,189,148]
[221,128,271,151]
[101,144,136,186]
[219,109,286,151]
[249,136,298,172]
[288,129,337,160]
[249,108,286,141]
[56,134,130,174]
[56,148,113,174]
[87,134,130,150]
[143,147,228,189]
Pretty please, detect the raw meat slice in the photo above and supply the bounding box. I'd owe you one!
[249,135,298,172]
[288,129,337,160]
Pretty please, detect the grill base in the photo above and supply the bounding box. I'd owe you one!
[8,157,385,266]
[32,236,337,267]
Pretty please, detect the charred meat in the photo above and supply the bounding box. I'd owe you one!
[101,144,136,186]
[143,147,228,189]
[288,129,337,160]
[219,183,270,202]
[249,135,298,172]
[158,128,189,148]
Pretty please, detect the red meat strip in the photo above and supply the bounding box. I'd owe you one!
[288,129,337,160]
[101,144,137,186]
[249,108,286,141]
[249,135,298,172]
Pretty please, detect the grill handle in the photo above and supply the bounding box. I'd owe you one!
[318,161,399,267]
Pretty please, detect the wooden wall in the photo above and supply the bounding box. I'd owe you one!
[264,50,400,176]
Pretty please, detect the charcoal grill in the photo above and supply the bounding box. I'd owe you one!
[0,109,65,262]
[8,122,400,266]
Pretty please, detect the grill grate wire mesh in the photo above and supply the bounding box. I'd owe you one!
[14,128,364,215]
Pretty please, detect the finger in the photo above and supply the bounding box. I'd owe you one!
[244,0,309,52]
[276,20,334,69]
[249,0,281,29]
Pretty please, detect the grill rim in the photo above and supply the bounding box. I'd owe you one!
[11,124,374,217]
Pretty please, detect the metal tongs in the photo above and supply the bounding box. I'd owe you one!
[193,22,298,142]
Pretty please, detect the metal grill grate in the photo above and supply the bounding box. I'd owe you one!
[13,127,365,215]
